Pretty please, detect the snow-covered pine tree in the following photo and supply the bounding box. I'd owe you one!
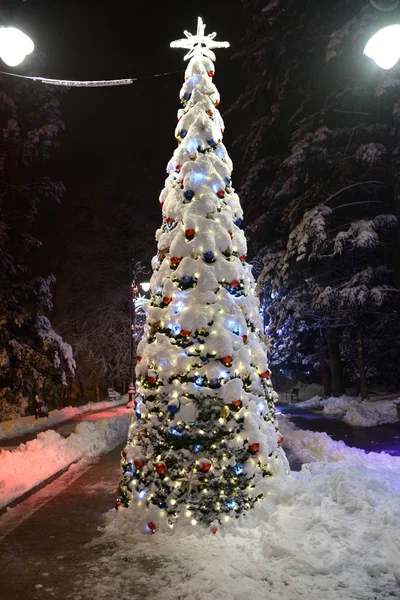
[232,0,400,395]
[117,18,287,534]
[0,75,75,420]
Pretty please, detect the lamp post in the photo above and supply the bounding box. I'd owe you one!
[128,261,150,406]
[364,0,400,69]
[0,26,34,66]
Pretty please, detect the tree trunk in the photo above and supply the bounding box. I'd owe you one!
[320,363,331,397]
[326,329,345,397]
[356,328,368,401]
[96,385,100,402]
[78,380,85,405]
[390,173,400,310]
[317,337,331,396]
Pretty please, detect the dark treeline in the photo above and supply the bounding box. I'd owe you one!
[229,0,400,397]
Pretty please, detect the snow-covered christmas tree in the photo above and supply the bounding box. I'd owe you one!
[117,17,288,534]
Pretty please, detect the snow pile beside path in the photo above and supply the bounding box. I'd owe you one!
[295,395,323,409]
[296,394,399,427]
[0,408,130,509]
[279,415,400,472]
[76,419,400,600]
[0,397,127,440]
[344,398,399,427]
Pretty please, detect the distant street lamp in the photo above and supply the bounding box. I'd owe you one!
[0,26,34,66]
[364,0,400,69]
[128,261,150,405]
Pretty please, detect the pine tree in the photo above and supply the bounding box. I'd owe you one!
[117,18,288,534]
[0,75,75,420]
[231,0,400,395]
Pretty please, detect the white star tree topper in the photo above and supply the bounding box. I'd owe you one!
[170,16,229,61]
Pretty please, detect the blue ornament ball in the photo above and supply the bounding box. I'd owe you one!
[203,251,215,261]
[168,403,180,414]
[224,177,231,185]
[179,129,187,138]
[207,138,216,147]
[235,217,243,226]
[182,92,191,102]
[184,190,194,201]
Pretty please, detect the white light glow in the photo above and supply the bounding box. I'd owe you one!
[140,281,151,292]
[0,27,34,67]
[364,24,400,69]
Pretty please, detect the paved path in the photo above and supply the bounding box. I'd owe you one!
[0,442,124,599]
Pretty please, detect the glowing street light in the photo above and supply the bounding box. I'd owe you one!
[364,0,400,69]
[364,24,400,69]
[0,26,34,66]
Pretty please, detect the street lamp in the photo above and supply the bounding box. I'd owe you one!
[128,261,150,406]
[364,0,400,69]
[0,26,34,66]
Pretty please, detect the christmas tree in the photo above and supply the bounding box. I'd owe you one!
[117,17,288,534]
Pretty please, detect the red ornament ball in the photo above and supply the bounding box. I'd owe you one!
[159,201,164,208]
[180,329,190,338]
[217,189,225,198]
[122,450,127,458]
[134,459,144,468]
[115,501,121,510]
[215,99,220,107]
[200,461,211,472]
[148,522,157,533]
[206,109,213,116]
[220,355,233,366]
[166,217,173,225]
[208,70,215,77]
[176,164,182,171]
[278,436,284,445]
[221,128,225,134]
[163,297,172,305]
[147,376,157,384]
[259,370,272,379]
[170,256,181,265]
[137,356,142,362]
[185,228,196,238]
[232,400,242,408]
[228,230,233,239]
[230,280,239,288]
[242,335,248,343]
[211,527,217,534]
[248,443,260,453]
[240,255,247,262]
[156,461,167,475]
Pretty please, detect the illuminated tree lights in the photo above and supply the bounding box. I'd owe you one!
[116,18,288,534]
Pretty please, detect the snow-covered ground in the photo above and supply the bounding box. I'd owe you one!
[0,397,127,440]
[70,413,400,600]
[296,394,400,427]
[0,407,130,509]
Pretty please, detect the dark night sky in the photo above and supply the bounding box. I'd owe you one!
[13,0,250,194]
[3,0,253,289]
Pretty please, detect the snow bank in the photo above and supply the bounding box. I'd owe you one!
[75,415,400,600]
[0,397,127,440]
[296,394,399,427]
[0,408,130,509]
[279,415,400,472]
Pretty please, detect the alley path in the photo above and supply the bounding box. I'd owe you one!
[0,442,124,600]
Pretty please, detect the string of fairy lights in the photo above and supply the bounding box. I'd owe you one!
[0,68,184,87]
